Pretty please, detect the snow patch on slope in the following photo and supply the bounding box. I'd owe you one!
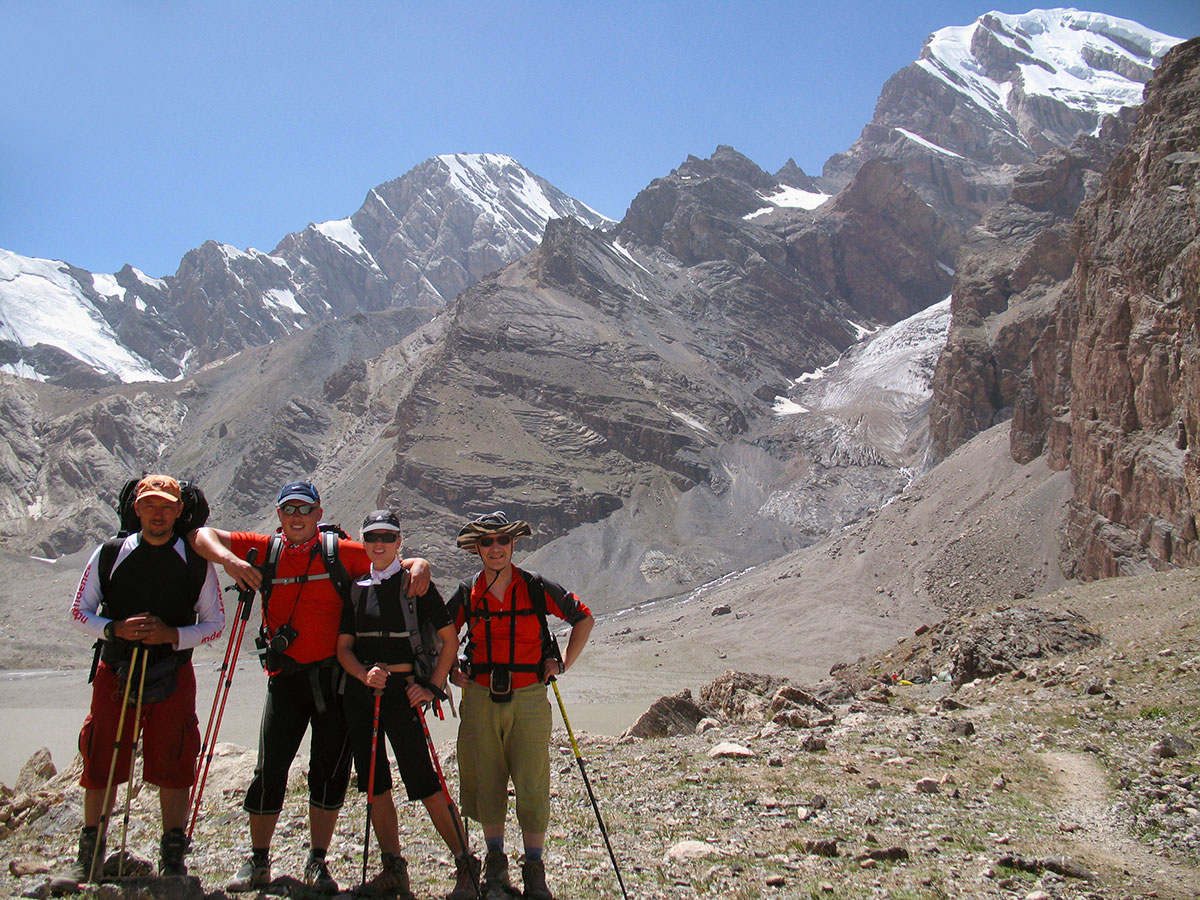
[0,250,163,382]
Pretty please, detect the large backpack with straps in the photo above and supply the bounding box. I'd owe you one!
[257,523,354,605]
[349,570,443,685]
[90,475,212,683]
[254,524,353,679]
[113,476,210,539]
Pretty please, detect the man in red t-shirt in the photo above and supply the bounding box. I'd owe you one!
[189,481,430,894]
[448,511,593,900]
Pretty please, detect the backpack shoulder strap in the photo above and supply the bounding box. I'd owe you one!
[260,533,284,608]
[454,579,474,620]
[517,569,548,619]
[395,571,432,679]
[517,568,561,665]
[96,537,125,603]
[516,566,552,638]
[319,531,352,602]
[182,539,209,598]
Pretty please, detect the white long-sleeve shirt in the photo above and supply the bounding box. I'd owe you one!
[70,533,225,650]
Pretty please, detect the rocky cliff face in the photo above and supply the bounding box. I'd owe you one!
[928,117,1135,461]
[1057,39,1200,577]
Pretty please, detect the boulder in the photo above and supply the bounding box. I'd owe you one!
[624,689,708,739]
[15,748,56,793]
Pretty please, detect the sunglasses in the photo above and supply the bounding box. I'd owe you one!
[279,503,317,516]
[477,534,512,548]
[363,532,399,543]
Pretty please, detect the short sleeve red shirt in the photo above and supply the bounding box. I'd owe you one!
[230,531,371,665]
[456,568,591,689]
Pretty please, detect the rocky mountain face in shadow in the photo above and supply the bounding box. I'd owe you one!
[930,38,1199,579]
[1041,39,1199,578]
[928,114,1137,460]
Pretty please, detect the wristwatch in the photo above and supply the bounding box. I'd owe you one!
[103,620,116,641]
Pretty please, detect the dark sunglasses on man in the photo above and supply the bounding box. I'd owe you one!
[477,534,512,548]
[280,503,317,516]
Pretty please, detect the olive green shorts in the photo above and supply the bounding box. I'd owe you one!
[456,680,552,832]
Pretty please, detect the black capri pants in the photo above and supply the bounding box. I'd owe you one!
[244,662,352,815]
[343,675,441,801]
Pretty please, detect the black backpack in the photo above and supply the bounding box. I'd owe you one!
[349,569,443,685]
[114,476,210,539]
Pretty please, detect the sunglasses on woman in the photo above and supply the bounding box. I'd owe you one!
[363,532,399,543]
[477,534,512,548]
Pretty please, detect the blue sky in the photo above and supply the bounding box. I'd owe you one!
[2,1,1197,278]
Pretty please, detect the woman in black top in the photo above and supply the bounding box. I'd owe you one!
[337,510,475,898]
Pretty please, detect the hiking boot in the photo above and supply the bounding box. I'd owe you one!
[226,853,271,892]
[481,850,516,899]
[448,852,481,900]
[361,852,414,898]
[304,852,339,895]
[49,826,104,894]
[520,856,553,900]
[159,827,189,877]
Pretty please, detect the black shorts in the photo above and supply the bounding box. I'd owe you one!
[243,663,352,815]
[343,676,441,802]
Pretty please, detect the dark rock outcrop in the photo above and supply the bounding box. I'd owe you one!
[929,120,1135,461]
[950,607,1101,685]
[625,689,709,738]
[1012,39,1200,577]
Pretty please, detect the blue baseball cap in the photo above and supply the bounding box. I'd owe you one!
[276,480,320,507]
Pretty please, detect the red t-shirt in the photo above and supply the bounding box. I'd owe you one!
[230,531,370,665]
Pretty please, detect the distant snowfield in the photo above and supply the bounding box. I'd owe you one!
[0,249,164,383]
[774,297,952,418]
[745,184,831,219]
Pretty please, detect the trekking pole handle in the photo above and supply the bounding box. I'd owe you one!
[237,548,259,621]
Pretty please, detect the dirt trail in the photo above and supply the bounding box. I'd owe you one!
[1041,751,1200,899]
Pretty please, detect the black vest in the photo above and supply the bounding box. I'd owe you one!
[100,537,203,665]
[350,572,414,667]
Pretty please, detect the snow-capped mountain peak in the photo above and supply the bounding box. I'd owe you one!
[919,9,1182,141]
[1,154,614,385]
[436,152,612,241]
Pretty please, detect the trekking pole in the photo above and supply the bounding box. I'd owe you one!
[188,548,259,840]
[361,688,383,888]
[550,678,630,900]
[118,649,149,878]
[416,702,480,900]
[91,644,142,883]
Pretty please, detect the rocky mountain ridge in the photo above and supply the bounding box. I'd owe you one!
[0,154,608,386]
[0,10,1193,614]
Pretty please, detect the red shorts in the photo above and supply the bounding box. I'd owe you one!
[78,661,200,790]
